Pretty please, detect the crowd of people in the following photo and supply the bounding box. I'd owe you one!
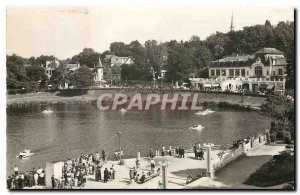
[148,145,186,159]
[52,150,116,189]
[7,166,46,189]
[129,160,161,184]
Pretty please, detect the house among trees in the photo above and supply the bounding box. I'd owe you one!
[190,47,287,94]
[41,59,60,79]
[104,55,134,66]
[65,63,80,72]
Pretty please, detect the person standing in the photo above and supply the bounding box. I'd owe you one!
[28,172,34,187]
[150,158,155,171]
[7,176,12,189]
[103,168,109,183]
[129,170,134,183]
[101,150,106,163]
[17,175,24,189]
[96,167,101,182]
[149,148,153,159]
[51,175,55,189]
[40,171,45,186]
[110,165,115,180]
[34,172,38,186]
[193,143,198,159]
[14,165,19,176]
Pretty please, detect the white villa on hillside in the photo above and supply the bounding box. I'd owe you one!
[189,48,287,95]
[42,59,60,79]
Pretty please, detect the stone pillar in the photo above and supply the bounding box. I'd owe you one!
[204,143,214,178]
[249,81,253,92]
[159,161,170,189]
[242,142,246,154]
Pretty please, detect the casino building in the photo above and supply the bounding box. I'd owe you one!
[189,48,287,95]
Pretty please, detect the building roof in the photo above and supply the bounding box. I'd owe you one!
[255,48,284,55]
[104,55,118,60]
[216,55,254,62]
[65,64,80,70]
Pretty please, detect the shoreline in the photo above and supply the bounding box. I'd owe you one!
[6,89,267,111]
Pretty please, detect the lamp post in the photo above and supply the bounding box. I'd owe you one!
[117,131,122,164]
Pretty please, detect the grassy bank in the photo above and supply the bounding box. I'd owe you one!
[243,151,294,187]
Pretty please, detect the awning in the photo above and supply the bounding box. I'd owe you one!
[212,83,220,87]
[266,84,275,90]
[203,83,212,88]
[259,84,268,90]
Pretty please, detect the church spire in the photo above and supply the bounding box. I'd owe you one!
[230,12,234,32]
[98,57,103,68]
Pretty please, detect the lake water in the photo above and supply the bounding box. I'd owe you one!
[7,104,271,175]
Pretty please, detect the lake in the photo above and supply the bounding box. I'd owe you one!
[7,104,271,176]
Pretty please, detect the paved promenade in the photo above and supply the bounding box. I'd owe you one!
[185,144,286,189]
[83,151,220,189]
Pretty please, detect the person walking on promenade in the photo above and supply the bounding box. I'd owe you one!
[51,175,55,189]
[150,158,155,171]
[14,165,19,176]
[193,143,197,159]
[103,168,109,183]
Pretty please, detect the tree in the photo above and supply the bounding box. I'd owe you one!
[73,48,101,68]
[110,42,132,56]
[260,95,295,140]
[6,54,28,89]
[128,40,146,65]
[145,40,165,79]
[69,65,94,88]
[26,66,47,82]
[121,64,142,81]
[166,43,193,83]
[50,64,71,89]
[26,65,48,89]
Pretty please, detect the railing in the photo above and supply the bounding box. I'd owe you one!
[189,77,285,82]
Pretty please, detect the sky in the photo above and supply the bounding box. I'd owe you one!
[6,6,294,59]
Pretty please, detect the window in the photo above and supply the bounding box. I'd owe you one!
[255,66,263,77]
[273,71,275,76]
[221,69,226,76]
[278,68,283,75]
[247,70,249,76]
[241,69,245,76]
[229,69,234,76]
[210,69,215,77]
[267,71,269,75]
[216,69,220,76]
[235,69,240,76]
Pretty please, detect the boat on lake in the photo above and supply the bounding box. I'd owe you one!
[16,149,34,159]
